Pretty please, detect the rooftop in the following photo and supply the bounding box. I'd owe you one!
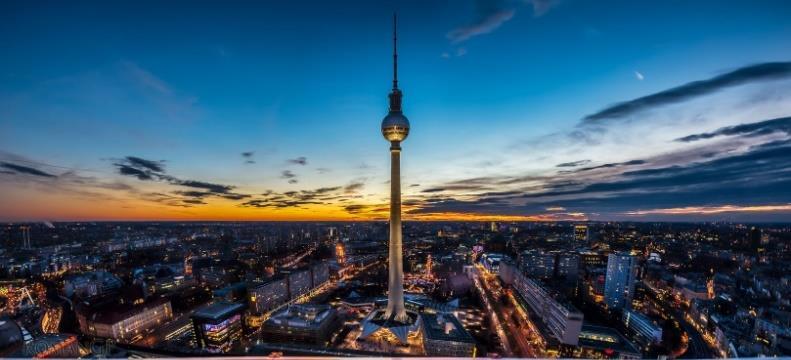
[578,324,641,355]
[420,313,474,343]
[192,301,245,321]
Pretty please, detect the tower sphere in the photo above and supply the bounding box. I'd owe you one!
[382,111,410,142]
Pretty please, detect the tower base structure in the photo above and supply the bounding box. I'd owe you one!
[358,308,422,353]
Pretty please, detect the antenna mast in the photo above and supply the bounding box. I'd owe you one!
[393,12,398,90]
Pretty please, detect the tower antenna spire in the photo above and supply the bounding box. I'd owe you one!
[392,12,398,90]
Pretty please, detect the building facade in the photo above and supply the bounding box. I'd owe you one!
[512,270,583,345]
[191,301,245,353]
[605,253,637,310]
[77,298,173,342]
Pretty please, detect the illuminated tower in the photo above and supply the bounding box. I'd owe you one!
[381,13,410,324]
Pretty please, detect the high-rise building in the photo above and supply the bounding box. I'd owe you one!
[604,253,637,310]
[20,226,32,250]
[519,250,555,278]
[574,224,589,242]
[555,252,580,282]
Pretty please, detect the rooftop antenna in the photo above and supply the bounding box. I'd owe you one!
[392,12,398,90]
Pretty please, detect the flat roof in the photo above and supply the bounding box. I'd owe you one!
[578,324,641,355]
[192,301,245,320]
[420,313,474,343]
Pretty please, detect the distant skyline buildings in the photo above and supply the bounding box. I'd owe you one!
[1,1,791,222]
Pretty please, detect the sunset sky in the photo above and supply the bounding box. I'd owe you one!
[1,0,791,222]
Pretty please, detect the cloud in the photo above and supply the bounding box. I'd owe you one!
[125,156,165,172]
[583,61,791,122]
[570,159,646,173]
[556,160,591,167]
[625,204,791,216]
[113,156,166,181]
[406,137,791,220]
[447,1,516,43]
[287,156,307,166]
[675,116,791,142]
[117,164,155,180]
[281,170,296,179]
[121,61,172,95]
[239,186,347,209]
[242,151,255,164]
[176,180,234,194]
[0,162,57,178]
[113,155,248,204]
[526,0,559,17]
[344,181,365,193]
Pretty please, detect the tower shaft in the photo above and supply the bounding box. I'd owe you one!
[385,143,408,323]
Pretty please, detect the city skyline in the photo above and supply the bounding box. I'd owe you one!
[2,1,791,222]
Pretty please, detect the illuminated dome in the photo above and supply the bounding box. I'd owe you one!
[382,112,410,142]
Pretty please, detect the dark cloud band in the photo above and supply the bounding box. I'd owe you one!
[584,62,791,122]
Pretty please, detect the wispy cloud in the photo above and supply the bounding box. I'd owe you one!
[447,1,516,43]
[675,116,791,142]
[121,61,173,95]
[625,204,791,215]
[556,159,591,167]
[1,162,57,178]
[287,156,307,166]
[584,62,791,122]
[526,0,559,17]
[242,151,255,164]
[113,155,249,204]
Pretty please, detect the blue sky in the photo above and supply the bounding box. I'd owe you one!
[1,0,791,221]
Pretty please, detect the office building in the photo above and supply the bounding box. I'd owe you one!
[249,277,289,314]
[191,301,245,353]
[311,261,330,288]
[555,252,580,282]
[481,253,506,274]
[64,271,123,299]
[605,253,637,310]
[420,313,476,357]
[574,225,589,242]
[573,325,641,359]
[286,268,313,300]
[519,250,555,279]
[623,308,663,349]
[261,304,341,345]
[513,270,583,345]
[76,298,173,342]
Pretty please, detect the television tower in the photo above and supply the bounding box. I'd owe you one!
[381,13,410,323]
